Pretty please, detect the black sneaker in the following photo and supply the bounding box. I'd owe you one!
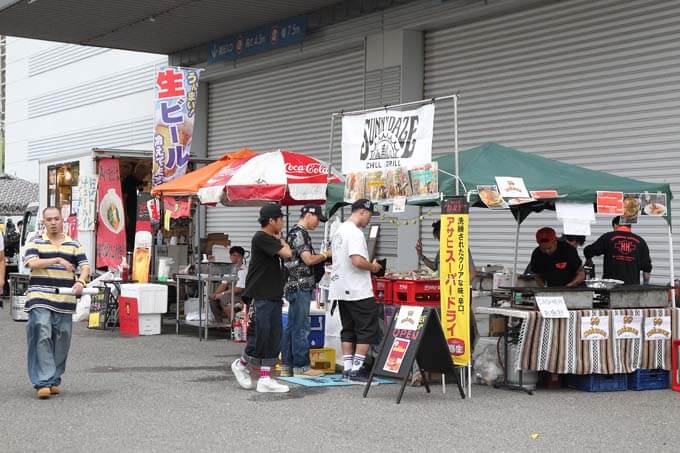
[349,369,370,383]
[342,369,351,380]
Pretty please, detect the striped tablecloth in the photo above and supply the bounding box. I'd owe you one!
[517,308,679,374]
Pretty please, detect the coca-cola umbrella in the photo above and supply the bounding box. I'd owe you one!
[197,150,342,206]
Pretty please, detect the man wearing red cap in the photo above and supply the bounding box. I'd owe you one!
[529,227,585,287]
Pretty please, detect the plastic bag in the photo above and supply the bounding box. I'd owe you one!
[472,337,503,386]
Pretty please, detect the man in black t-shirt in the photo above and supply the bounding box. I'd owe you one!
[529,227,585,287]
[584,216,652,285]
[231,203,293,394]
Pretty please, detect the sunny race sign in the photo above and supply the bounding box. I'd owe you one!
[153,66,201,187]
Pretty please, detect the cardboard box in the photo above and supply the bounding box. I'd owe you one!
[202,233,230,255]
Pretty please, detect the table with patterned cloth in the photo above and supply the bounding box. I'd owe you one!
[517,308,680,375]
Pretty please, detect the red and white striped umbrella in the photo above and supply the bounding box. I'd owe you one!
[197,150,342,206]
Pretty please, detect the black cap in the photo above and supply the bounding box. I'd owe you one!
[301,204,327,222]
[258,203,283,223]
[351,198,376,214]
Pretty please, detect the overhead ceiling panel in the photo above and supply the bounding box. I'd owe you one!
[0,0,343,54]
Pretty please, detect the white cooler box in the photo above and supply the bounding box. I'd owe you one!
[120,284,168,336]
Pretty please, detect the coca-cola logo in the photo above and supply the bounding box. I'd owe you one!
[285,162,328,174]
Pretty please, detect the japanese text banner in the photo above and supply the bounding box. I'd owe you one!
[96,158,126,268]
[153,66,201,187]
[439,214,471,366]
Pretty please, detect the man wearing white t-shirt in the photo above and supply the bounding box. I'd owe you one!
[210,246,248,323]
[330,199,383,382]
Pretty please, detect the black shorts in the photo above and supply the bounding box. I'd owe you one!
[338,298,381,345]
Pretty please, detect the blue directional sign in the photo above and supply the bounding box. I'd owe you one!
[208,15,308,65]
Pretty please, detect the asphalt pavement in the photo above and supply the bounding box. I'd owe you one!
[1,304,678,452]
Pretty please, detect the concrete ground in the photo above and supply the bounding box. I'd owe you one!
[1,303,679,453]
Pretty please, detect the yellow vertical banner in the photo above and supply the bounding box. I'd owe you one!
[439,213,470,366]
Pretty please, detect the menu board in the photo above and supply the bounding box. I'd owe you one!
[364,306,465,403]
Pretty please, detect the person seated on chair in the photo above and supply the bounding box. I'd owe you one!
[210,246,248,323]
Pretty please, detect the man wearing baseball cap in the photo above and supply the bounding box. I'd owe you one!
[528,227,584,287]
[280,204,330,379]
[329,199,383,381]
[231,203,293,393]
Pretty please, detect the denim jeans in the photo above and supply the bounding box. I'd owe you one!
[26,308,73,389]
[281,290,312,372]
[242,299,282,367]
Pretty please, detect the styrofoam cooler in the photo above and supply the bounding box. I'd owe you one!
[119,284,168,336]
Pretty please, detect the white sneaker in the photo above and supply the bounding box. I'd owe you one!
[231,359,254,389]
[256,377,290,393]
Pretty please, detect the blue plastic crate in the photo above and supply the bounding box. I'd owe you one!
[282,312,325,348]
[628,369,670,391]
[566,373,628,392]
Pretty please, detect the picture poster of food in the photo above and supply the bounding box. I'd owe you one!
[580,315,610,340]
[383,338,411,374]
[409,162,438,197]
[621,193,641,224]
[640,192,667,217]
[77,175,98,231]
[344,171,366,202]
[495,176,530,198]
[385,166,413,199]
[477,185,509,209]
[596,191,624,215]
[394,306,424,331]
[366,170,386,200]
[644,316,671,341]
[96,158,126,269]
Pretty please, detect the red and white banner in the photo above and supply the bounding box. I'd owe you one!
[197,150,341,205]
[96,158,127,269]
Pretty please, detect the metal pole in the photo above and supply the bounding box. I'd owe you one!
[669,223,676,307]
[453,94,460,196]
[339,95,454,117]
[196,200,204,341]
[512,219,521,286]
[324,113,337,247]
[467,362,472,399]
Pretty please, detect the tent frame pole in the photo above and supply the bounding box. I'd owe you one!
[669,223,676,307]
[453,94,460,196]
[512,220,521,286]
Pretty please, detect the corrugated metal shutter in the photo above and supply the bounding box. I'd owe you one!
[423,0,680,282]
[363,65,402,258]
[206,47,365,252]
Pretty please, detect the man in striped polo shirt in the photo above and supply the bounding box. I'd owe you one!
[24,206,90,399]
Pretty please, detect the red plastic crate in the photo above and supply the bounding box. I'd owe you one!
[373,278,393,304]
[392,279,440,306]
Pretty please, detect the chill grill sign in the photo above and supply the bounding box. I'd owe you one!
[341,104,435,173]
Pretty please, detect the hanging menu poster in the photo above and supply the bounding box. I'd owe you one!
[641,192,668,217]
[597,191,624,215]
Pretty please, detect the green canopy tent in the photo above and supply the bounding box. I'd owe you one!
[326,143,674,299]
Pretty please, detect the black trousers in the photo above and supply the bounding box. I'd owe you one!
[242,299,282,367]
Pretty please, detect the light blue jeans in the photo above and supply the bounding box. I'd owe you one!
[26,308,73,389]
[281,290,312,372]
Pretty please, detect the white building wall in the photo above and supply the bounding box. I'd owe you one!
[4,37,165,182]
